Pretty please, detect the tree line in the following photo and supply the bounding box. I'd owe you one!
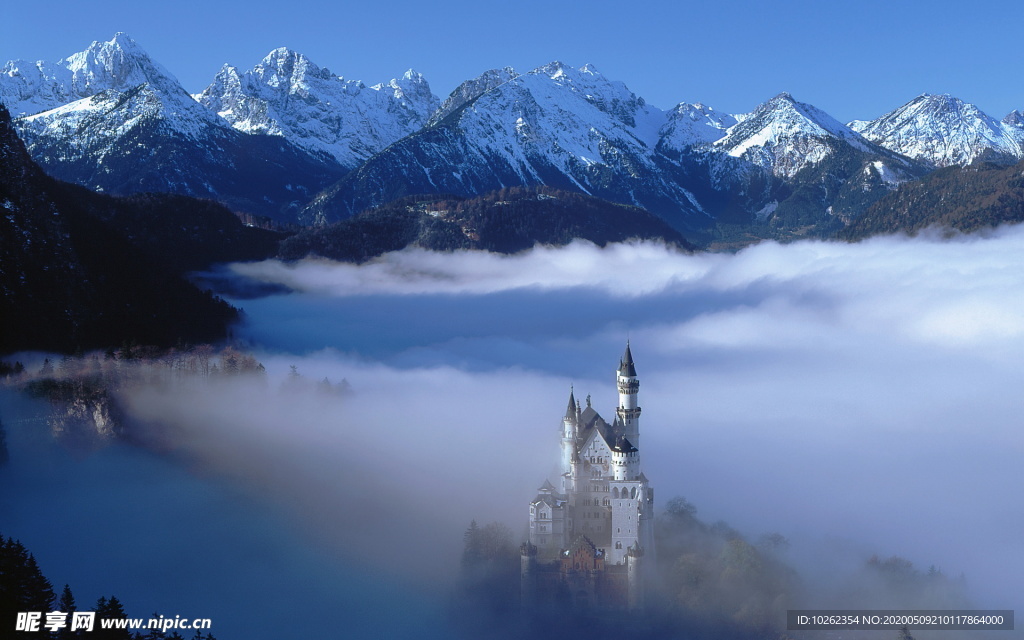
[0,534,216,640]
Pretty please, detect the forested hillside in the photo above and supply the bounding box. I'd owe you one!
[280,186,693,262]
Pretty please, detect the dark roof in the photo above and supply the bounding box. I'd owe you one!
[532,494,560,509]
[576,407,617,453]
[619,341,636,377]
[539,479,556,492]
[579,405,601,428]
[611,435,637,453]
[565,387,577,422]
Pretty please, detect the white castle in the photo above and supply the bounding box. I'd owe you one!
[521,343,654,611]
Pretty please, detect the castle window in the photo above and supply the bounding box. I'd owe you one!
[616,542,622,549]
[613,488,619,498]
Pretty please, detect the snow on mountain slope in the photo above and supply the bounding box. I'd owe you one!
[8,35,343,221]
[849,94,1024,167]
[657,102,736,150]
[464,61,669,171]
[1003,110,1024,128]
[426,67,517,127]
[301,61,712,228]
[11,31,231,156]
[0,33,182,116]
[193,49,439,168]
[712,92,872,179]
[0,60,76,117]
[18,82,230,164]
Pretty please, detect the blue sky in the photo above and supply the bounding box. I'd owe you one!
[2,0,1022,121]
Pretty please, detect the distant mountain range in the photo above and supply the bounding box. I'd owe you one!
[3,33,1024,243]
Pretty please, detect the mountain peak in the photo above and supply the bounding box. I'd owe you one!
[851,93,1021,167]
[714,92,869,178]
[910,93,973,114]
[0,33,188,117]
[108,32,142,50]
[256,47,336,84]
[537,60,574,79]
[384,69,438,113]
[194,50,437,168]
[426,67,517,127]
[659,102,736,149]
[387,68,431,94]
[1003,110,1024,127]
[741,92,858,139]
[59,32,183,97]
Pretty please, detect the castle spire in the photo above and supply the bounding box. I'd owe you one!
[616,341,641,451]
[561,386,578,482]
[620,340,636,377]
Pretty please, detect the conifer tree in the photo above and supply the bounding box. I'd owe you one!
[94,595,131,640]
[56,585,77,639]
[0,536,55,637]
[461,520,482,569]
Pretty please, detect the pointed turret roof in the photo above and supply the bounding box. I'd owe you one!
[619,341,636,376]
[565,387,577,422]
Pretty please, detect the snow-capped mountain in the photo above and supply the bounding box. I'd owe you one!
[425,67,518,127]
[1004,110,1024,128]
[657,102,736,151]
[711,92,879,179]
[302,61,715,229]
[682,92,923,230]
[5,34,1021,241]
[194,49,439,168]
[3,34,343,222]
[0,32,181,116]
[849,94,1024,167]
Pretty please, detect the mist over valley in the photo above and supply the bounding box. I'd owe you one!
[5,231,1024,638]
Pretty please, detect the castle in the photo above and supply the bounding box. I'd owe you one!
[521,343,654,612]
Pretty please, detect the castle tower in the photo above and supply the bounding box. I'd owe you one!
[626,545,645,612]
[561,387,577,480]
[615,342,641,451]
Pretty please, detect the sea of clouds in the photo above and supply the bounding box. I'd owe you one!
[6,228,1024,638]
